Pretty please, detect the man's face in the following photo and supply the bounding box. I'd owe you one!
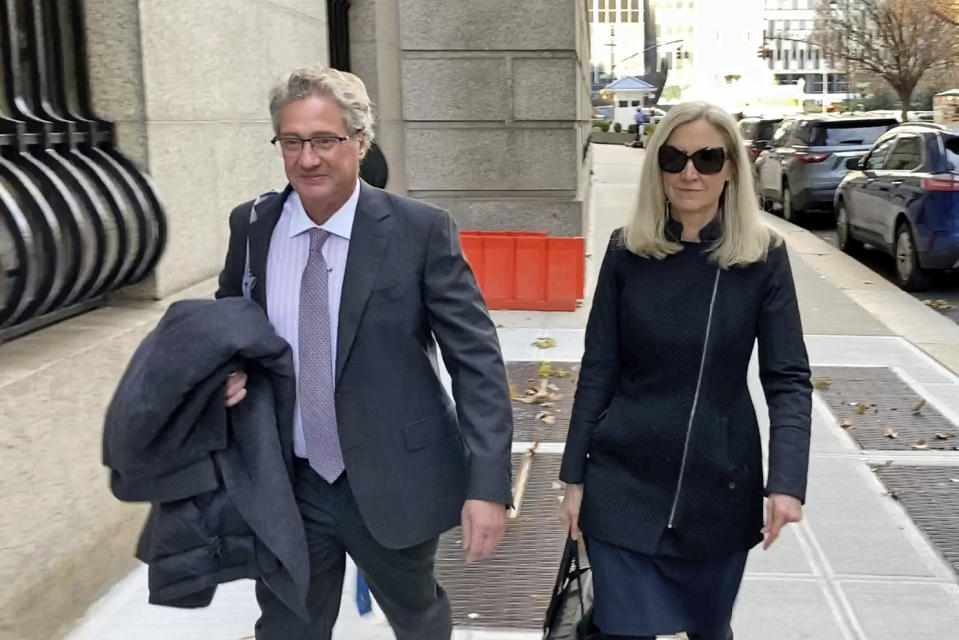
[276,94,365,210]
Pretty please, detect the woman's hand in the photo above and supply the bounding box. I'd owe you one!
[762,493,803,550]
[559,483,584,540]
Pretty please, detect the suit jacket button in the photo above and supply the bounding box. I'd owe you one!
[729,481,737,490]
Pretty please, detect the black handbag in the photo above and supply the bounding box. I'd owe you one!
[543,536,596,640]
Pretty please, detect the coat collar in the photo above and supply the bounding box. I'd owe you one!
[665,213,723,244]
[335,181,393,382]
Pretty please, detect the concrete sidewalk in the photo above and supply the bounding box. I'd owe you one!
[63,144,959,639]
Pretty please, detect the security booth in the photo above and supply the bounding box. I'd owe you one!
[603,77,658,130]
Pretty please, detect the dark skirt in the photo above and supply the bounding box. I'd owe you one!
[588,536,747,638]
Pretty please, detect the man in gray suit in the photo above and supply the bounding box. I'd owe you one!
[216,66,513,640]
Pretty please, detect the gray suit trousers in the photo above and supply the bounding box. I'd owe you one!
[254,459,452,640]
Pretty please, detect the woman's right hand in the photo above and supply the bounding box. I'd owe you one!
[559,483,584,540]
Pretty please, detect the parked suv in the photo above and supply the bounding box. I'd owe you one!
[755,115,898,224]
[834,123,959,291]
[738,116,783,163]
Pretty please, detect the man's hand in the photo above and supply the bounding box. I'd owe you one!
[559,483,584,541]
[461,499,506,563]
[224,370,248,407]
[762,493,803,550]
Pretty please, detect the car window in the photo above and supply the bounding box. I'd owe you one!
[864,138,895,170]
[814,122,894,146]
[944,136,959,171]
[791,121,814,145]
[756,120,781,140]
[739,122,755,139]
[883,136,923,171]
[772,121,794,146]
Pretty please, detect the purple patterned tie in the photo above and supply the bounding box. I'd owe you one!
[298,228,345,483]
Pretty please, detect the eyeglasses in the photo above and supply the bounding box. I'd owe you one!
[271,133,359,156]
[658,145,727,175]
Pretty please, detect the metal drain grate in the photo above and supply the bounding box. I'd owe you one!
[811,366,958,451]
[436,453,567,629]
[874,466,959,576]
[507,361,578,442]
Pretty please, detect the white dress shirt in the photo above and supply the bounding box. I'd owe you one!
[266,181,359,460]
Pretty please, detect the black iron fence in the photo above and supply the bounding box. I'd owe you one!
[0,0,166,342]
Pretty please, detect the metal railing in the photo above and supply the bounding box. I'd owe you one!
[0,0,166,343]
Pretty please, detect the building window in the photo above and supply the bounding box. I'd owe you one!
[619,100,628,107]
[631,100,641,106]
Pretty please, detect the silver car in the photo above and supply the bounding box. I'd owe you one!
[755,115,898,224]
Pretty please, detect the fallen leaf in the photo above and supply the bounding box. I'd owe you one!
[934,432,955,440]
[533,337,556,349]
[570,365,580,372]
[551,481,563,490]
[535,412,548,421]
[913,399,927,414]
[547,383,560,392]
[554,369,570,378]
[855,403,869,415]
[530,594,552,603]
[537,362,553,377]
[813,379,831,390]
[924,298,957,311]
[542,415,557,425]
[515,396,537,404]
[547,393,565,402]
[863,280,874,285]
[912,439,929,450]
[467,613,481,620]
[508,384,516,398]
[541,402,556,408]
[840,418,854,429]
[884,427,899,439]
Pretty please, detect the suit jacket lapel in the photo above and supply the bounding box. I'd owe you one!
[247,185,291,313]
[336,181,393,382]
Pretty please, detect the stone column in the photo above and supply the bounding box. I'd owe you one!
[352,0,592,236]
[83,0,330,298]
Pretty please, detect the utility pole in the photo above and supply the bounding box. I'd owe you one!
[606,25,617,79]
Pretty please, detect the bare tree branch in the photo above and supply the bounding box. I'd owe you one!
[810,0,958,119]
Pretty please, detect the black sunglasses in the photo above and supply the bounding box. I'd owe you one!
[658,145,727,175]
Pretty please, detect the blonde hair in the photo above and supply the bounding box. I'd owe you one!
[269,66,375,153]
[623,101,778,268]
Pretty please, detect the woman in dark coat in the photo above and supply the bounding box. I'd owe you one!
[559,101,812,640]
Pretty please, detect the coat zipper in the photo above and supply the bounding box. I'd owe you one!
[667,266,721,529]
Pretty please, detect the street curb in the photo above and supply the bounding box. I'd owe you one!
[763,213,959,378]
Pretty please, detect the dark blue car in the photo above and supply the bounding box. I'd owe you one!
[834,123,959,291]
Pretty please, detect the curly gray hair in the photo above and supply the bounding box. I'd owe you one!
[269,66,375,153]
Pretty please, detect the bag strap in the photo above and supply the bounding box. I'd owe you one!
[241,189,279,300]
[571,538,586,614]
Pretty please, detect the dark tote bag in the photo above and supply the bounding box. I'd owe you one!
[543,536,596,640]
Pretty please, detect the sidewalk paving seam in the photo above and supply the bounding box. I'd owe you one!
[795,521,867,640]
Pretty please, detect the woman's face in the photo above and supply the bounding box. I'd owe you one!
[661,118,733,217]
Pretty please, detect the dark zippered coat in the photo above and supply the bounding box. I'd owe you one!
[560,221,812,559]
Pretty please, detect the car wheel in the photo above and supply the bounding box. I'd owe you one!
[894,223,931,291]
[836,202,863,254]
[782,183,803,225]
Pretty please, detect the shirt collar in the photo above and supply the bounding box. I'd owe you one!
[287,179,360,240]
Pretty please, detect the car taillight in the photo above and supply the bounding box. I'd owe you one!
[796,152,832,164]
[921,174,959,191]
